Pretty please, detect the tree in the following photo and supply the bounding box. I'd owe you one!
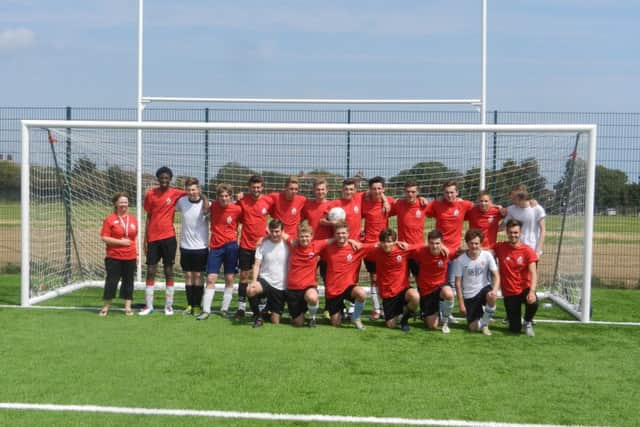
[595,165,628,209]
[0,160,20,200]
[388,161,461,198]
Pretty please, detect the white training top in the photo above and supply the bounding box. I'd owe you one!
[453,250,498,299]
[504,204,546,250]
[255,239,290,290]
[176,197,209,250]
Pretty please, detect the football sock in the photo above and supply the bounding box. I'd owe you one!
[440,299,453,323]
[352,300,365,321]
[202,288,215,313]
[144,284,154,309]
[371,286,381,312]
[481,304,496,327]
[193,285,204,308]
[249,296,260,318]
[308,303,319,319]
[185,284,193,307]
[238,282,248,311]
[222,286,233,311]
[165,283,175,308]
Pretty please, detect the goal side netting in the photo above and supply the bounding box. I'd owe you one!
[20,121,596,321]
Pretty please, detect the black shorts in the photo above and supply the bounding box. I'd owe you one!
[180,248,208,272]
[287,286,317,319]
[147,237,177,266]
[382,288,410,321]
[463,285,492,323]
[364,259,376,274]
[104,258,136,300]
[326,285,356,316]
[238,248,256,271]
[420,286,444,318]
[258,278,286,315]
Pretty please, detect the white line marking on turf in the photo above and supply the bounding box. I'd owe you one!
[0,402,609,427]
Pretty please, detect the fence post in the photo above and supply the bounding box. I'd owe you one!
[346,109,351,177]
[204,107,210,195]
[491,109,498,194]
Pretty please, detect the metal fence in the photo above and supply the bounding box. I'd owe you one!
[1,107,638,287]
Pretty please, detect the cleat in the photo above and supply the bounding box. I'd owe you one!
[193,306,201,316]
[323,310,331,320]
[252,317,264,328]
[196,311,210,321]
[183,305,193,316]
[138,306,153,316]
[220,309,229,318]
[164,306,174,316]
[448,314,458,324]
[369,311,381,320]
[351,318,366,331]
[308,318,317,328]
[481,326,492,336]
[400,323,410,333]
[502,317,509,324]
[442,323,450,334]
[525,322,535,337]
[234,309,245,321]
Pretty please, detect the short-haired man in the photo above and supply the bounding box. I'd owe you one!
[366,228,420,332]
[266,176,307,239]
[247,219,290,328]
[361,176,393,320]
[416,230,455,333]
[503,184,546,257]
[140,166,187,316]
[197,184,242,320]
[465,191,504,249]
[329,178,365,240]
[494,219,539,336]
[175,177,209,315]
[301,177,334,286]
[236,175,274,320]
[454,229,500,336]
[320,221,371,330]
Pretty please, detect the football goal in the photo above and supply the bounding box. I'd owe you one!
[20,120,596,322]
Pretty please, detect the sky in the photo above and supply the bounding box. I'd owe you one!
[1,0,640,112]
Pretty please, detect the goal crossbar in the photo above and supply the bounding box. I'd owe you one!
[21,120,597,323]
[141,96,482,105]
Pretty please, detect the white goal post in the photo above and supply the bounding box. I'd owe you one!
[21,120,596,322]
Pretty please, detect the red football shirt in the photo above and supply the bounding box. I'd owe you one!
[466,205,504,248]
[267,192,307,239]
[330,191,364,240]
[425,199,474,253]
[209,201,242,249]
[494,242,538,296]
[415,246,449,296]
[301,199,333,240]
[361,195,394,243]
[320,242,372,299]
[101,212,138,260]
[238,196,273,250]
[143,187,186,242]
[390,199,429,244]
[367,245,417,299]
[287,239,329,290]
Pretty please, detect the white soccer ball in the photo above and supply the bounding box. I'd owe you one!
[328,206,346,222]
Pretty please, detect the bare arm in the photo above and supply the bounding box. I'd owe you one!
[101,235,132,247]
[490,269,500,294]
[455,276,466,315]
[251,258,262,285]
[536,218,546,256]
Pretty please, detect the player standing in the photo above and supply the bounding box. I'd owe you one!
[465,190,504,249]
[140,166,186,316]
[197,184,242,320]
[266,176,307,239]
[503,184,546,257]
[453,229,500,336]
[494,219,539,336]
[175,178,209,315]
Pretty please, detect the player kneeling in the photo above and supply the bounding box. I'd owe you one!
[454,229,500,336]
[366,228,419,332]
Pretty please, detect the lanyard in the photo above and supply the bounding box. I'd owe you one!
[118,214,130,238]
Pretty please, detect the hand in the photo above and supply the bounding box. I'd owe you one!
[526,290,537,304]
[418,196,428,207]
[348,239,362,251]
[458,300,467,316]
[255,236,264,247]
[236,191,245,201]
[396,241,409,250]
[121,238,131,247]
[536,249,544,257]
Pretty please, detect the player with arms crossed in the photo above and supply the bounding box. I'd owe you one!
[415,230,455,334]
[175,178,209,315]
[365,228,419,332]
[236,175,274,320]
[197,184,242,320]
[453,229,500,336]
[140,166,186,316]
[247,219,290,328]
[494,219,539,336]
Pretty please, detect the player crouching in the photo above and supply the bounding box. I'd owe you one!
[454,229,500,336]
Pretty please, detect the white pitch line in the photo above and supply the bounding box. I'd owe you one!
[0,402,610,427]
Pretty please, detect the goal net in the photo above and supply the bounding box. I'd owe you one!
[21,120,595,321]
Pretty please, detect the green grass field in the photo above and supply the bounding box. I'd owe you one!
[1,274,640,426]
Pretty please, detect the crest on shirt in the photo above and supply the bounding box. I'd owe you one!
[308,252,315,258]
[415,210,422,218]
[346,253,353,262]
[291,207,297,215]
[165,198,172,205]
[226,216,233,224]
[437,260,444,267]
[506,256,511,262]
[488,216,494,223]
[396,255,403,263]
[517,256,524,264]
[353,206,359,214]
[453,209,460,216]
[261,207,267,215]
[130,224,136,231]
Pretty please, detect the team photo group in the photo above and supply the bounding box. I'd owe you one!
[99,165,546,337]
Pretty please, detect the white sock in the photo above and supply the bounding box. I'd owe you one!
[480,304,496,327]
[308,303,319,319]
[202,288,215,313]
[165,285,175,308]
[440,299,453,323]
[145,286,154,309]
[222,286,233,311]
[371,286,381,311]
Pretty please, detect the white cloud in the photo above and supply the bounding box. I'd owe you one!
[0,28,36,51]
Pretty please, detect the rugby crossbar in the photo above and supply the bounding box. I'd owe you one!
[21,120,597,323]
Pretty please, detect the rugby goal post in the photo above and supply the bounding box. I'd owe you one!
[21,120,596,322]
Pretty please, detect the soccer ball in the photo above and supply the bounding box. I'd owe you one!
[328,206,346,222]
